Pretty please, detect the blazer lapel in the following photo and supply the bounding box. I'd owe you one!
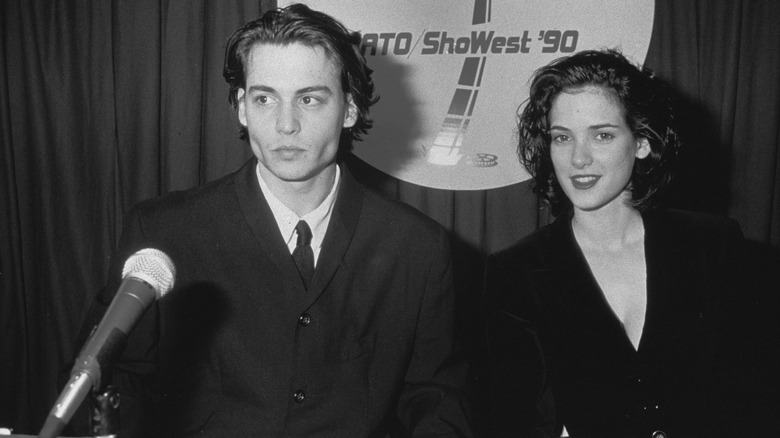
[640,211,669,354]
[540,215,637,354]
[233,159,305,293]
[638,210,702,357]
[299,165,363,310]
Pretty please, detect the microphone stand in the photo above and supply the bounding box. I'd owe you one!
[89,386,120,438]
[37,379,120,438]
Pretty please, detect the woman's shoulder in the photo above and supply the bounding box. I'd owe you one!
[644,208,743,243]
[489,217,569,268]
[651,207,738,226]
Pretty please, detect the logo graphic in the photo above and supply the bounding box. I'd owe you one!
[425,56,485,166]
[284,0,655,190]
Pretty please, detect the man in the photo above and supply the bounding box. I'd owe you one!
[86,4,472,437]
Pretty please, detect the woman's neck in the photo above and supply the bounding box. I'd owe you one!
[571,198,644,252]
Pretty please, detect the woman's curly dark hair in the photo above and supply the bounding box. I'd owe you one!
[517,49,680,216]
[222,3,378,158]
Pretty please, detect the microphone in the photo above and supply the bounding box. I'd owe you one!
[38,248,176,438]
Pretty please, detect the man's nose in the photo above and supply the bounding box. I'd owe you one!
[276,103,300,134]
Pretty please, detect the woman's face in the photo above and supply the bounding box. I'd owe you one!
[548,85,650,213]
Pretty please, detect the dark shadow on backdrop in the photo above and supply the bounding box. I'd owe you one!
[664,85,731,215]
[352,50,426,177]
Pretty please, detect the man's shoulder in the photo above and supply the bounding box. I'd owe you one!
[132,167,243,217]
[354,182,444,235]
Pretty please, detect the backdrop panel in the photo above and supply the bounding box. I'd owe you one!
[1,0,778,435]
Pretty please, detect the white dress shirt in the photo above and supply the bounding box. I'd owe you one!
[255,163,340,267]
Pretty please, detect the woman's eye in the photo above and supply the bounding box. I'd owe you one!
[596,132,614,141]
[552,134,570,143]
[301,96,320,105]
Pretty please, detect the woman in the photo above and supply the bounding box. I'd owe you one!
[484,49,747,437]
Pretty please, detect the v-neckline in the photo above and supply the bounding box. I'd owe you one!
[565,216,649,352]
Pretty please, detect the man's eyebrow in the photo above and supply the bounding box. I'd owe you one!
[297,85,333,95]
[245,85,334,95]
[246,85,276,94]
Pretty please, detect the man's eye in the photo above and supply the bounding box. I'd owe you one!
[301,96,320,105]
[253,95,269,104]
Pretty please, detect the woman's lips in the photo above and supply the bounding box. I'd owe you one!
[570,175,600,189]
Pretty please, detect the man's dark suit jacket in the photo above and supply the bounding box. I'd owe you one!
[484,208,764,438]
[88,159,472,437]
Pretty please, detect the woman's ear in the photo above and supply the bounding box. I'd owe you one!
[636,137,651,159]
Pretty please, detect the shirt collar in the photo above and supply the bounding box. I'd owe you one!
[255,163,340,265]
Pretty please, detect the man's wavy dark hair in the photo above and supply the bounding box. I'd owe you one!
[223,3,378,158]
[516,49,680,216]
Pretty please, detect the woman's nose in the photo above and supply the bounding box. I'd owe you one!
[570,141,593,168]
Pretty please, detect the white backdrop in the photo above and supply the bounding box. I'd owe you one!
[282,0,654,190]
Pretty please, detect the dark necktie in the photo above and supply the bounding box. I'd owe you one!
[292,220,314,290]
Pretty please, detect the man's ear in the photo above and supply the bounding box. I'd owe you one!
[343,94,358,129]
[237,88,247,127]
[636,137,651,159]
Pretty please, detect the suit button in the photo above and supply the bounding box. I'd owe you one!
[293,390,305,403]
[651,431,666,438]
[298,313,311,326]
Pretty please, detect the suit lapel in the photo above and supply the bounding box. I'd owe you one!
[233,159,306,294]
[300,165,363,310]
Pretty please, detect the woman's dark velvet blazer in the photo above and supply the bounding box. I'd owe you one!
[483,208,767,438]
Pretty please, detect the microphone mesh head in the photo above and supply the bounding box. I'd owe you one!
[122,248,176,298]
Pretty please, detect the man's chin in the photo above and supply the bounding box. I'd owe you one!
[258,162,337,185]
